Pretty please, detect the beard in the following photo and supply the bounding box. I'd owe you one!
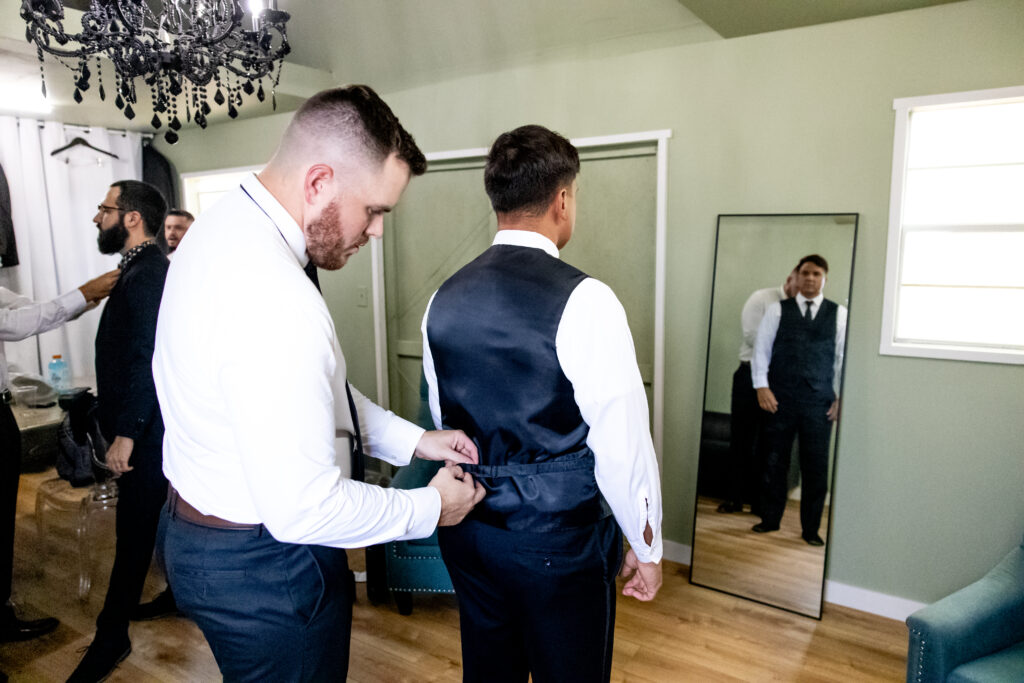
[97,217,129,255]
[305,199,359,271]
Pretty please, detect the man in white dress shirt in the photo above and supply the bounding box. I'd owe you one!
[0,270,117,643]
[422,125,663,683]
[750,254,847,546]
[152,86,484,681]
[716,268,798,514]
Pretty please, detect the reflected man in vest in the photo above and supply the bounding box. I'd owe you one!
[422,125,663,683]
[750,254,847,546]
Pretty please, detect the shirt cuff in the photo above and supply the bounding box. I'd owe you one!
[394,485,442,541]
[59,289,88,318]
[630,534,663,564]
[377,419,426,467]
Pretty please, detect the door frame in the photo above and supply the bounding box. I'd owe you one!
[370,129,672,468]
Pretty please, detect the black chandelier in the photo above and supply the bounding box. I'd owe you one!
[20,0,291,144]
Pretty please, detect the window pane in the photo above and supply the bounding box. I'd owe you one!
[908,101,1024,169]
[901,230,1024,288]
[895,286,1024,348]
[903,165,1024,226]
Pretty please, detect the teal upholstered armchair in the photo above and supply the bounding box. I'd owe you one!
[365,374,455,615]
[905,535,1024,682]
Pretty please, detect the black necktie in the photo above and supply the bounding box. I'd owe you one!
[303,261,365,482]
[804,301,813,320]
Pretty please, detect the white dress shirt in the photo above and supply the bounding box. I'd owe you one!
[153,174,440,548]
[421,230,663,564]
[738,285,786,363]
[1,287,86,391]
[751,291,848,393]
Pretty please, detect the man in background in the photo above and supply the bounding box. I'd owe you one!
[69,180,169,683]
[163,209,194,255]
[0,270,117,647]
[423,125,663,683]
[153,85,483,680]
[717,267,798,514]
[751,254,847,547]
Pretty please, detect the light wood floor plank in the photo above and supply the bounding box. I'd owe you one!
[2,469,907,681]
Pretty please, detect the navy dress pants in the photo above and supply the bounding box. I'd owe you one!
[759,395,832,536]
[163,508,352,682]
[95,443,167,639]
[439,516,623,683]
[725,363,765,509]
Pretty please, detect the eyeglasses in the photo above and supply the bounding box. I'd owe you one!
[97,204,124,214]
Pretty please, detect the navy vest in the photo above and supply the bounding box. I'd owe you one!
[768,297,838,401]
[427,244,611,532]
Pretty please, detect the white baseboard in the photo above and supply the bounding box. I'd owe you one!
[663,539,691,565]
[824,580,926,622]
[661,540,923,621]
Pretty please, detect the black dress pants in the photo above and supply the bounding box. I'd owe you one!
[759,396,832,536]
[95,442,167,638]
[725,363,765,509]
[439,516,623,683]
[0,404,20,606]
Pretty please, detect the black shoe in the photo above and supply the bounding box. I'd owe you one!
[716,501,743,513]
[752,523,779,533]
[130,588,178,621]
[803,533,825,547]
[67,633,131,683]
[0,605,59,642]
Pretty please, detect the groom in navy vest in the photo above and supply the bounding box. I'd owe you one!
[750,254,848,546]
[422,125,663,683]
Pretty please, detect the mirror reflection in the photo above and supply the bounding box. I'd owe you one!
[690,213,858,618]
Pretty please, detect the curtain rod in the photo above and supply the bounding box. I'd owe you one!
[23,119,153,140]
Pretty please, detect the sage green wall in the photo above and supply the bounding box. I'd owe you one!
[156,0,1024,604]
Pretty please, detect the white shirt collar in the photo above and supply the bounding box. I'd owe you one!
[795,291,825,308]
[240,173,309,267]
[493,229,560,259]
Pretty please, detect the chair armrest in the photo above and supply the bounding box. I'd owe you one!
[906,548,1024,682]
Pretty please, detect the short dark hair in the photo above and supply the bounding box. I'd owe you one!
[293,85,427,176]
[111,180,166,238]
[797,254,829,273]
[484,125,580,215]
[167,208,194,222]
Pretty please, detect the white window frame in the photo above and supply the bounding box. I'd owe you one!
[880,84,1024,365]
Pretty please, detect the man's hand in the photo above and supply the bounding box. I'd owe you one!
[414,429,479,465]
[620,548,662,601]
[827,399,840,422]
[429,462,485,527]
[105,436,134,475]
[756,387,778,413]
[78,269,120,304]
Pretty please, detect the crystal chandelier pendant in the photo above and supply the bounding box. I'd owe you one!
[21,0,291,145]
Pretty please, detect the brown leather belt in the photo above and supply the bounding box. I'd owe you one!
[167,485,262,531]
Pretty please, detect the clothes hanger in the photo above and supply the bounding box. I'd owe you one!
[50,137,119,160]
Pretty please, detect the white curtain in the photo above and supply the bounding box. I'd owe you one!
[0,117,143,385]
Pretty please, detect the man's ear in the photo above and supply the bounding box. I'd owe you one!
[304,164,334,206]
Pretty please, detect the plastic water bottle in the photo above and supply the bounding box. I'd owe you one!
[48,354,70,391]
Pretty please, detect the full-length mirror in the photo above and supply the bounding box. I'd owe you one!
[690,213,857,618]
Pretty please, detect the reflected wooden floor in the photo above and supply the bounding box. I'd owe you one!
[691,496,829,616]
[2,470,904,681]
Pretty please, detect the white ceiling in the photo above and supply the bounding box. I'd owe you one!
[0,0,963,139]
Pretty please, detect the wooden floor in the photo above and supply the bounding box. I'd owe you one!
[691,496,828,616]
[2,469,908,681]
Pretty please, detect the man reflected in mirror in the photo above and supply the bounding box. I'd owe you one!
[717,267,798,515]
[750,254,847,546]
